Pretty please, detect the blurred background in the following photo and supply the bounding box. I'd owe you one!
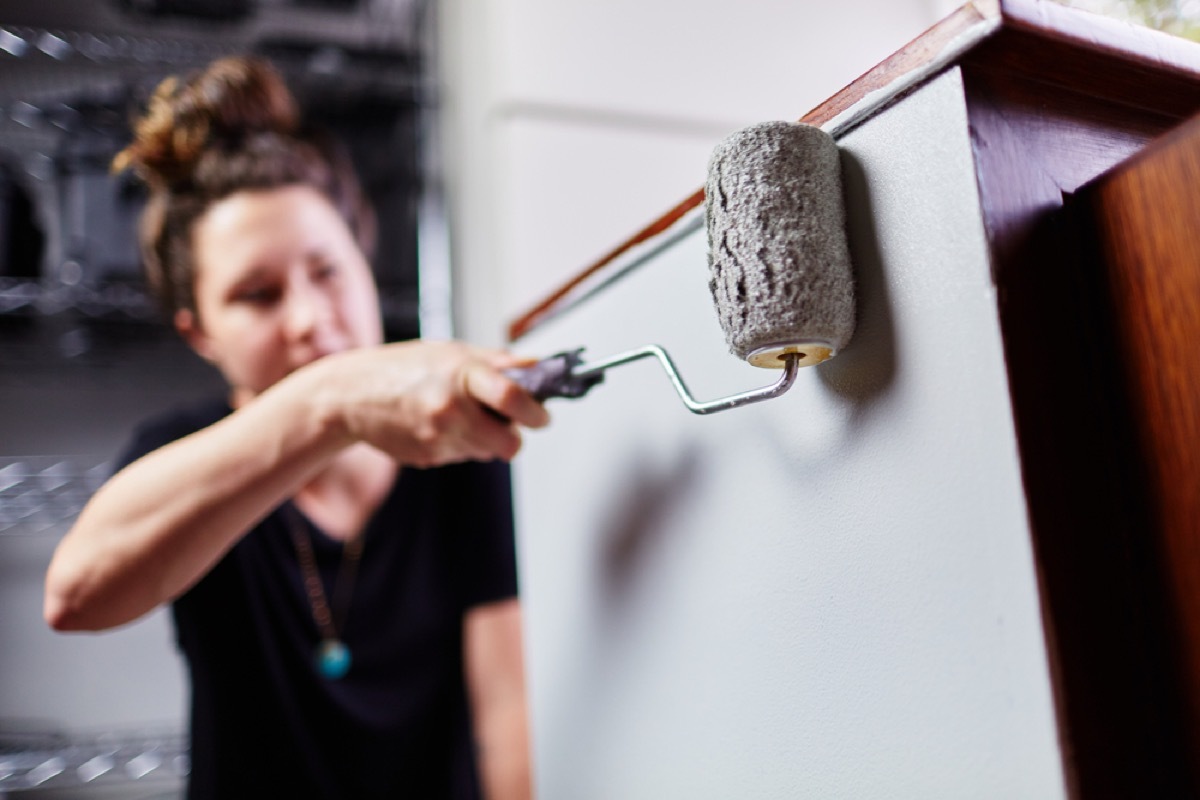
[0,0,1194,796]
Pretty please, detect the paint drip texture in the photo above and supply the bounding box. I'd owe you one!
[705,121,856,362]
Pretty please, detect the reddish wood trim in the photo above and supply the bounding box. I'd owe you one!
[965,22,1200,122]
[505,0,1001,342]
[796,0,999,129]
[1000,0,1200,83]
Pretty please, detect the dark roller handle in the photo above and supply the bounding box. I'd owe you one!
[503,348,604,402]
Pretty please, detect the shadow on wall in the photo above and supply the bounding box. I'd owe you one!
[596,440,703,608]
[528,439,702,769]
[817,150,898,409]
[738,149,901,472]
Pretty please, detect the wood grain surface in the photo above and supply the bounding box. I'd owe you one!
[1086,113,1200,783]
[1089,116,1200,548]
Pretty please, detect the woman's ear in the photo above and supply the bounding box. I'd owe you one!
[174,308,215,362]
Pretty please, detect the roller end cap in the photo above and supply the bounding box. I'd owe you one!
[746,341,835,369]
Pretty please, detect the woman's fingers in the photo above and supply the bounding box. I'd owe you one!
[313,341,551,466]
[455,394,525,463]
[477,348,536,370]
[463,360,551,431]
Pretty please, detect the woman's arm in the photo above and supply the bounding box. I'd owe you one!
[45,341,548,632]
[464,598,533,800]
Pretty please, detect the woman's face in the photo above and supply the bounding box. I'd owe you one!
[179,184,383,404]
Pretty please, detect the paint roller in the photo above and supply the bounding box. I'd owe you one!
[506,121,856,415]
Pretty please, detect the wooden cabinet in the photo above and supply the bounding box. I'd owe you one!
[509,2,1200,797]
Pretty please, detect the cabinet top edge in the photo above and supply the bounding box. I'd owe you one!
[507,0,1200,343]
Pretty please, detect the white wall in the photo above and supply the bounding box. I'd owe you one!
[438,0,948,345]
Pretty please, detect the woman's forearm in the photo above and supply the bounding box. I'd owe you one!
[475,702,533,800]
[44,365,350,632]
[465,600,533,800]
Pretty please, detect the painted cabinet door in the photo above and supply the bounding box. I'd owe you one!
[512,68,1065,800]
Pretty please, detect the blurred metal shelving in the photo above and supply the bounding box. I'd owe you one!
[0,457,110,537]
[0,724,186,796]
[0,0,431,337]
[0,278,419,334]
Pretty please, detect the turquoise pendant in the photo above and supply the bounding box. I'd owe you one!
[316,638,352,680]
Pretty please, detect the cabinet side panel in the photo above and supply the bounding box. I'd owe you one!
[514,68,1064,799]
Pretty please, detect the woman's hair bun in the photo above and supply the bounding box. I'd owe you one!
[114,56,299,186]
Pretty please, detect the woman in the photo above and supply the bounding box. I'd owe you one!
[43,56,546,799]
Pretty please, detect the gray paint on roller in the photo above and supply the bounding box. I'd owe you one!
[705,121,856,361]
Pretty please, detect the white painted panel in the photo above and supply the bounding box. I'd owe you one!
[512,68,1065,798]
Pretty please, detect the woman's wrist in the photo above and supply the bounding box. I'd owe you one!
[269,355,360,456]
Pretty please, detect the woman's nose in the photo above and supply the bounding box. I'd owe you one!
[283,276,332,340]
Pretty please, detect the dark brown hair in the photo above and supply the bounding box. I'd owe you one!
[114,56,376,316]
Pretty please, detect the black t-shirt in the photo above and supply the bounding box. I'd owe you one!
[116,398,519,800]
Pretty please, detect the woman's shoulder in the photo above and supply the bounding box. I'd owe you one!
[132,396,232,445]
[115,396,232,469]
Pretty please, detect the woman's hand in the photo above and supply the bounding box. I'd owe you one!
[301,340,551,467]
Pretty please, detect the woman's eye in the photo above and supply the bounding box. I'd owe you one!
[235,285,281,305]
[313,262,339,282]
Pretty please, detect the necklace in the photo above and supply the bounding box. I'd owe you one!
[284,504,364,680]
